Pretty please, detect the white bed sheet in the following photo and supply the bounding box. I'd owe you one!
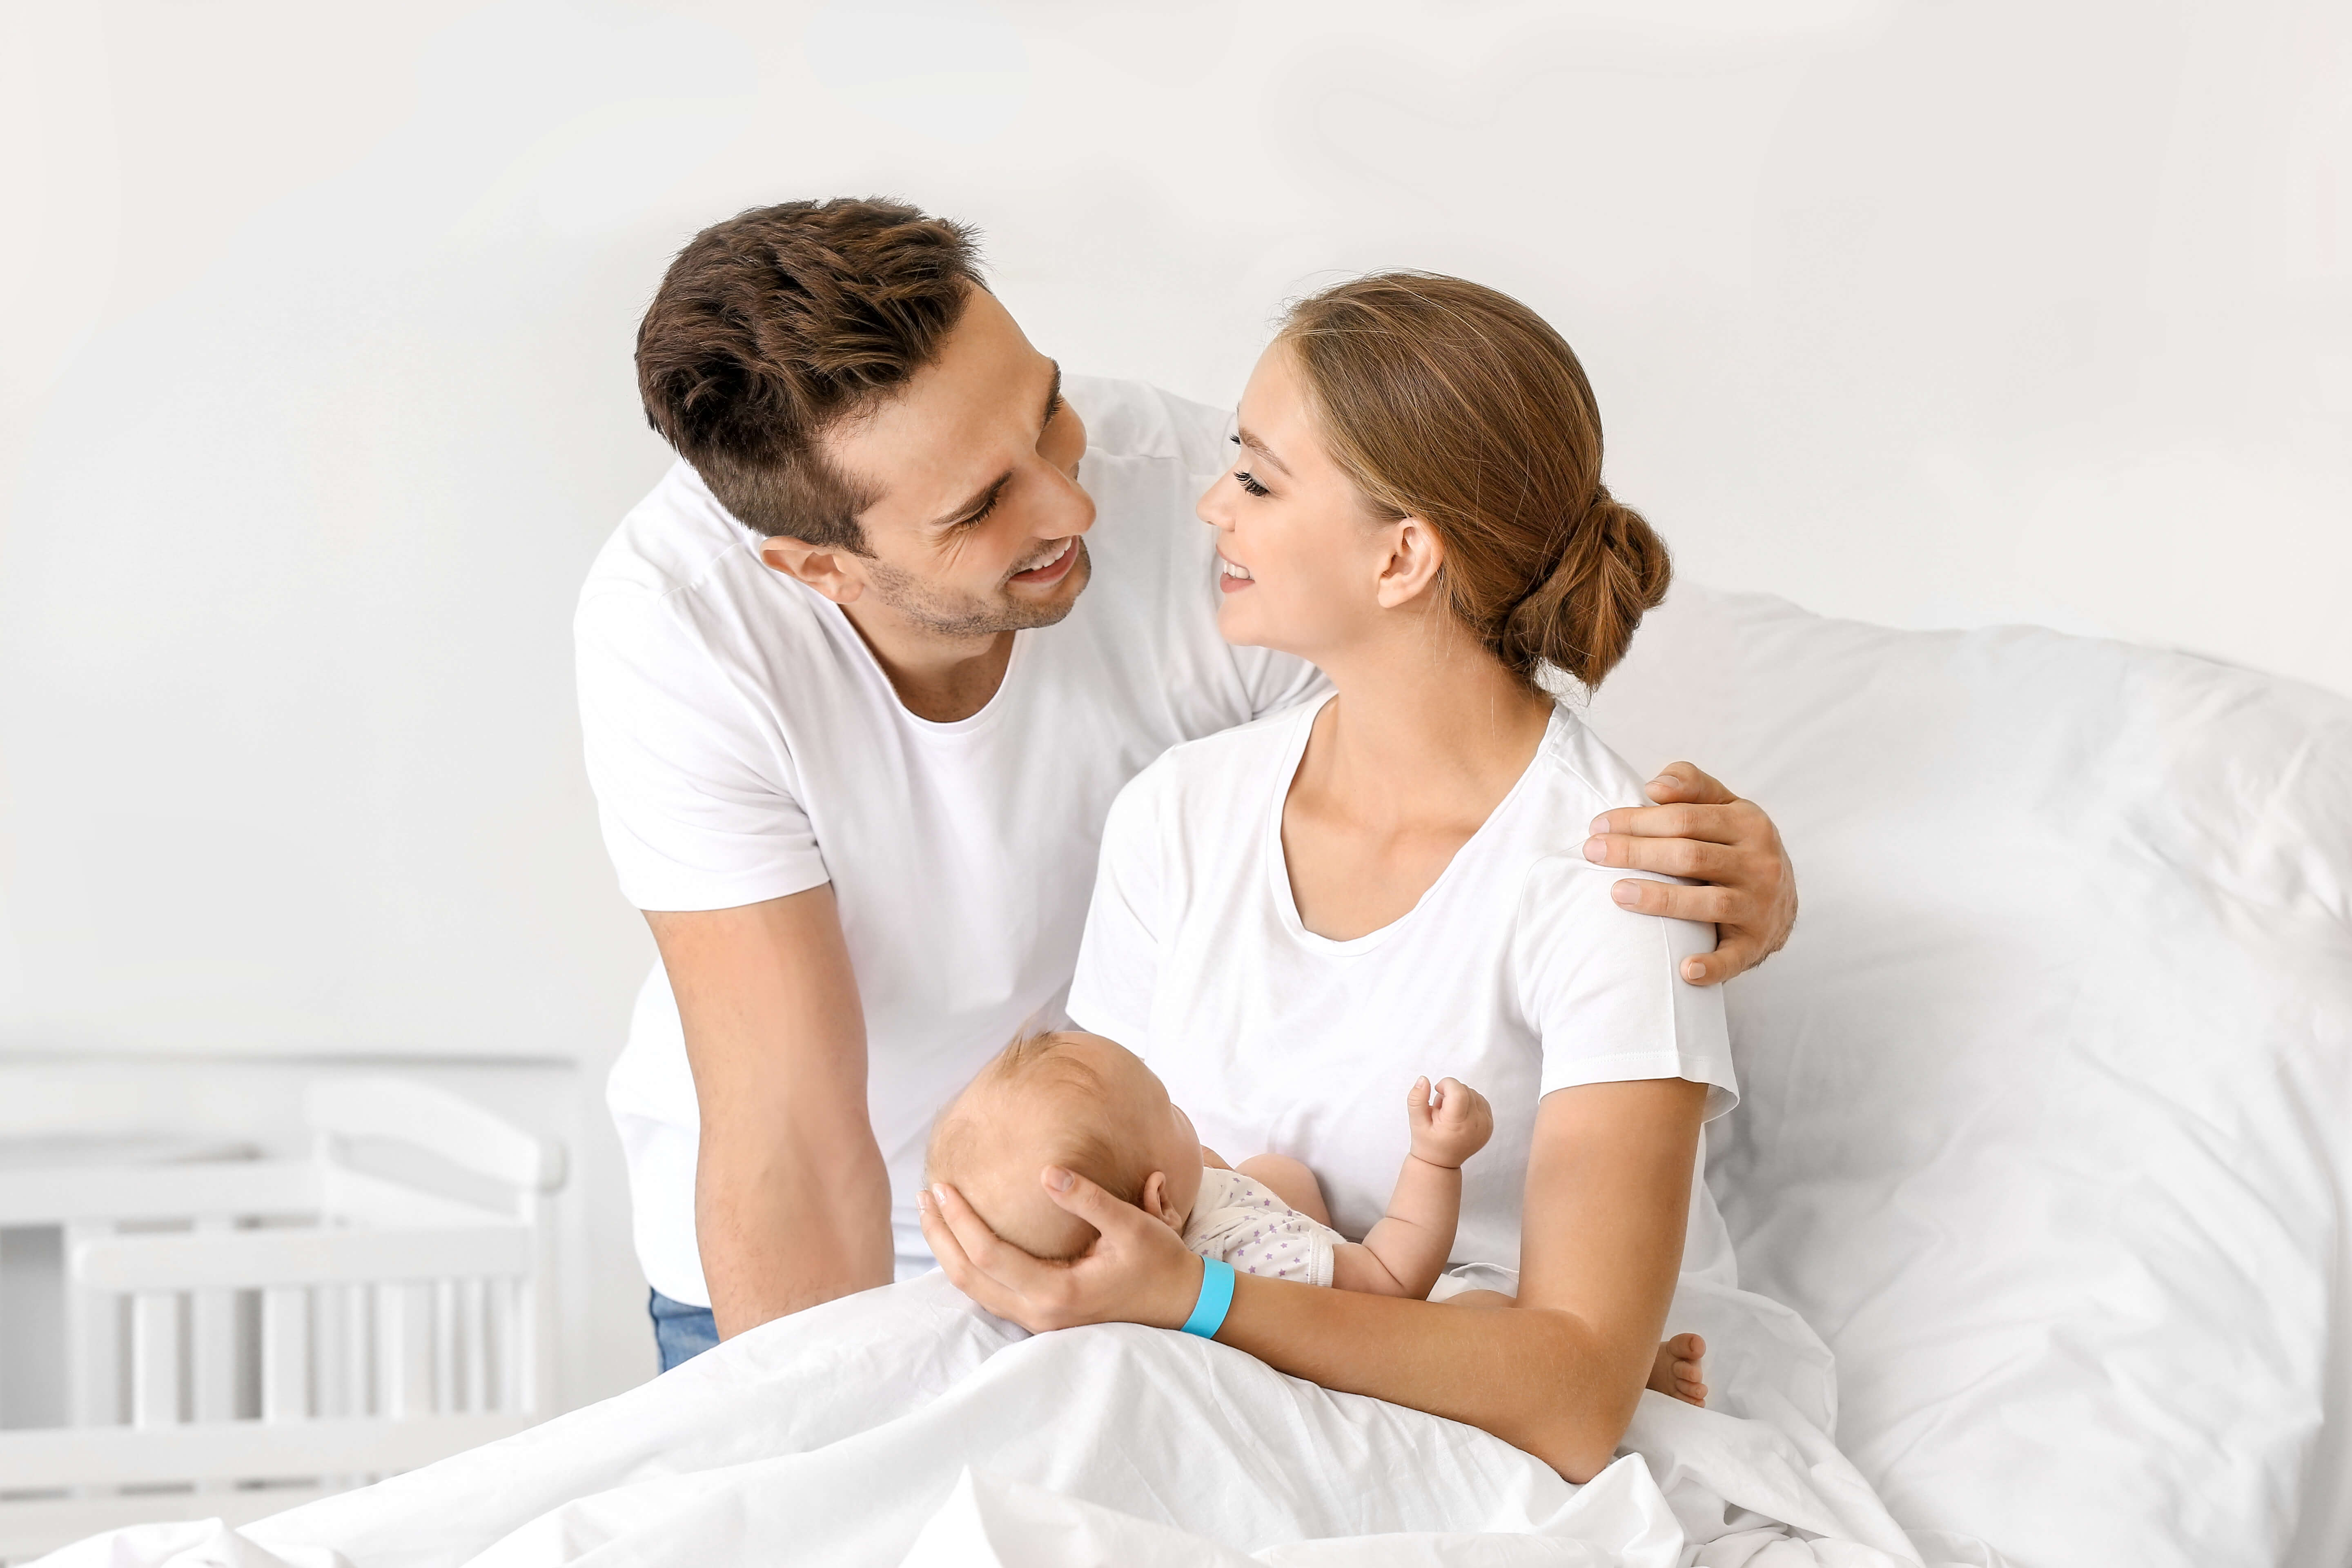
[36,585,2350,1567]
[47,1270,1986,1568]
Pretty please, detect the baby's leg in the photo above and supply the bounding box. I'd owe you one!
[1236,1153,1333,1226]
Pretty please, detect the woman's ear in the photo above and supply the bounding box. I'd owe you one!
[1374,516,1446,610]
[759,535,867,605]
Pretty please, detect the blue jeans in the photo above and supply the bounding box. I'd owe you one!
[649,1288,719,1371]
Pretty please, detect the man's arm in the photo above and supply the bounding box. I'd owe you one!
[646,884,894,1339]
[1583,762,1799,986]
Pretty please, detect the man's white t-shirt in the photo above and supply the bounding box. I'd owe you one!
[577,378,1323,1305]
[1067,693,1739,1280]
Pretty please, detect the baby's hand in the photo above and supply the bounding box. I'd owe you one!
[1407,1076,1493,1169]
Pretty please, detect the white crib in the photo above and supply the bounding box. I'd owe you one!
[0,1077,566,1561]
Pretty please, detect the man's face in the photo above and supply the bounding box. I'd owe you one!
[774,289,1095,638]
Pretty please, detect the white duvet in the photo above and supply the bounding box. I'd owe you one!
[48,1267,1981,1568]
[41,586,2352,1567]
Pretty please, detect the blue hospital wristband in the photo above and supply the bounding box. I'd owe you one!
[1180,1258,1236,1339]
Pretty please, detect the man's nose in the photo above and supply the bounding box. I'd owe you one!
[1046,463,1096,538]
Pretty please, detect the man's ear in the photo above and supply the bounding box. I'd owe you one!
[1139,1171,1181,1229]
[759,534,868,605]
[1374,516,1446,610]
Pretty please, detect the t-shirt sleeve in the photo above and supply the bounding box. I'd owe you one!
[1065,762,1169,1047]
[575,590,829,911]
[1512,854,1737,1118]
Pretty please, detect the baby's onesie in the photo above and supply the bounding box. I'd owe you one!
[1182,1167,1349,1286]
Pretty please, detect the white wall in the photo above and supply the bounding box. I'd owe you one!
[4,0,2346,1394]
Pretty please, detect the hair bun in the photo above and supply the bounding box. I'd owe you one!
[1497,486,1670,690]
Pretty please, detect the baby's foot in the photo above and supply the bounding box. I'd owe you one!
[1648,1333,1706,1407]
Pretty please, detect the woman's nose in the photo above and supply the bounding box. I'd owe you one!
[1196,480,1233,530]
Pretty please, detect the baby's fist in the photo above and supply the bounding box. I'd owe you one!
[1407,1076,1493,1168]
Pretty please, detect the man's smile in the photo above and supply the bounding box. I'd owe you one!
[1010,537,1079,586]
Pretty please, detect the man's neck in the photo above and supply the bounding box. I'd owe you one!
[839,599,1015,724]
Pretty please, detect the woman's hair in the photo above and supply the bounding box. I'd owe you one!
[1275,272,1669,691]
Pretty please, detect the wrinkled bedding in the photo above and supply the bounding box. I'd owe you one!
[40,585,2352,1567]
[48,1270,1985,1567]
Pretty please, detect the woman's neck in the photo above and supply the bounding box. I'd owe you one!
[1299,619,1555,834]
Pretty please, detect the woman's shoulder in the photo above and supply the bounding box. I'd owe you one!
[1501,706,1703,918]
[1523,703,1658,831]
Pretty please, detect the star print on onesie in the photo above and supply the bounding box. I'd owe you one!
[1181,1167,1349,1286]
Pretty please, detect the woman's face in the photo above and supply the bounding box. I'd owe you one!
[1196,343,1404,662]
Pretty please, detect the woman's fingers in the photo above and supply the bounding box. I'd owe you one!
[1040,1165,1152,1241]
[1041,1167,1203,1330]
[933,1182,1036,1280]
[917,1191,1026,1321]
[924,1182,1086,1329]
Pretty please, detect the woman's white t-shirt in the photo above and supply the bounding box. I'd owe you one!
[1067,693,1738,1278]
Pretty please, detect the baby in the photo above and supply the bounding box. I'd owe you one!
[925,1029,1707,1403]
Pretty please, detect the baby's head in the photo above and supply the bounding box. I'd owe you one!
[926,1030,1204,1261]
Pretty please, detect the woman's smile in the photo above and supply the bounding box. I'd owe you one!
[1218,553,1255,593]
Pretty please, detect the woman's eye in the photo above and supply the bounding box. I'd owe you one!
[1234,469,1270,498]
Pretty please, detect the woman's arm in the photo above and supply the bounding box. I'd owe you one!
[919,1076,1706,1483]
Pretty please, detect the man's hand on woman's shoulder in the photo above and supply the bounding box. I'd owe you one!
[1581,761,1797,987]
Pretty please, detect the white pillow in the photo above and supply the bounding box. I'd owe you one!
[1584,586,2352,1568]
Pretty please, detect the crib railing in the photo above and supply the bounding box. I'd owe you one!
[0,1078,566,1562]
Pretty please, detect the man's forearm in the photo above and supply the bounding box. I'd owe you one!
[696,1134,894,1338]
[649,889,890,1339]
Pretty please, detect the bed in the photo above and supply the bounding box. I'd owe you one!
[37,586,2352,1567]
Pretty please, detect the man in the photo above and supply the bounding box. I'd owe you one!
[576,198,1798,1370]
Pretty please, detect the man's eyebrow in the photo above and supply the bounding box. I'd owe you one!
[926,361,1063,534]
[1039,360,1063,437]
[1236,427,1291,476]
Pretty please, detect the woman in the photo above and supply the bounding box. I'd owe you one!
[921,272,1740,1482]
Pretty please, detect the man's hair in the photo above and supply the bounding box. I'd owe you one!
[635,197,986,552]
[925,1030,1152,1261]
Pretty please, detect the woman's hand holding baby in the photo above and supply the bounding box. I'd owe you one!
[1408,1076,1494,1170]
[918,1167,1205,1335]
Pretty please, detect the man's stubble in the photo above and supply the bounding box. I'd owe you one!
[862,540,1094,639]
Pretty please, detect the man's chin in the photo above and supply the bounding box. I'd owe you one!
[1001,540,1091,628]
